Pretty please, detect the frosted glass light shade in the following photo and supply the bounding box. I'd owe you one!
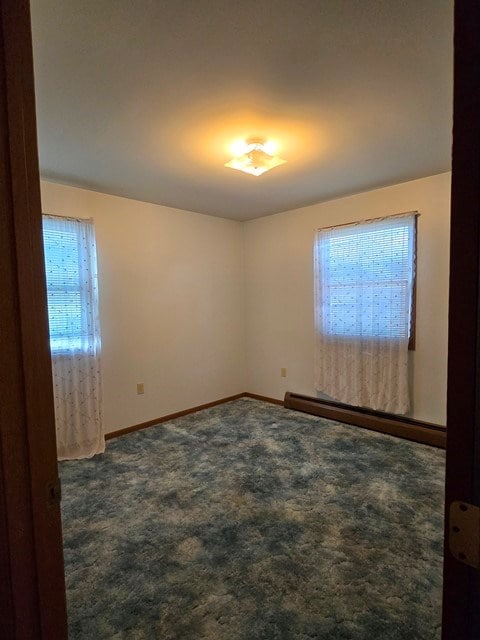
[225,141,287,176]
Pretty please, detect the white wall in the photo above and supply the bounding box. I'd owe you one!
[41,181,245,434]
[243,173,451,425]
[42,173,451,430]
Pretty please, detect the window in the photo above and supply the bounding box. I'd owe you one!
[42,215,100,353]
[314,213,417,345]
[313,213,417,414]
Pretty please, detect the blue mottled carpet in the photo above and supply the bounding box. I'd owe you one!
[60,398,445,639]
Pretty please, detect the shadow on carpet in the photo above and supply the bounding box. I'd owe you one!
[60,398,445,639]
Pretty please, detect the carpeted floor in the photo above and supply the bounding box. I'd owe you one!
[60,398,445,639]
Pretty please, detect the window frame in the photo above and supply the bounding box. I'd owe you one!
[315,212,418,350]
[408,214,418,351]
[42,215,98,356]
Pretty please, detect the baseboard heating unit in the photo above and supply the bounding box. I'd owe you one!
[284,391,446,448]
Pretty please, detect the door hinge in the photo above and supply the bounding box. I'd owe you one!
[449,501,480,569]
[47,478,62,506]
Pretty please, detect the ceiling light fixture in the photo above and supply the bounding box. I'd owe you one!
[224,139,287,176]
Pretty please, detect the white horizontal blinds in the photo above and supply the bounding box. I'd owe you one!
[314,213,416,414]
[42,215,100,353]
[316,214,415,342]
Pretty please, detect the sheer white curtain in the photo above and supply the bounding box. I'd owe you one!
[314,213,416,414]
[43,215,104,459]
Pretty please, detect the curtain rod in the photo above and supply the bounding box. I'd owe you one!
[316,210,419,233]
[43,213,93,223]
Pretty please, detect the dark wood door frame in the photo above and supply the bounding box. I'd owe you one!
[442,2,480,639]
[0,0,68,637]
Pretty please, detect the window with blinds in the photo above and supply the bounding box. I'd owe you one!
[314,214,417,342]
[42,215,99,353]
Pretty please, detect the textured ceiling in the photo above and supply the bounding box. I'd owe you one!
[31,0,453,221]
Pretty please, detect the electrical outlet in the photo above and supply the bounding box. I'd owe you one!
[281,368,287,378]
[136,383,145,395]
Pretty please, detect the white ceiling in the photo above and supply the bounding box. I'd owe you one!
[30,1,453,221]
